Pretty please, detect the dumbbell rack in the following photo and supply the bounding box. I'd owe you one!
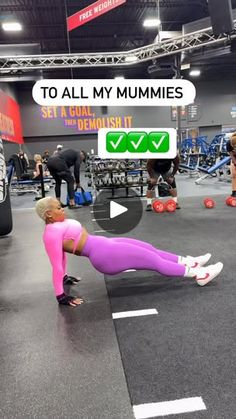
[86,157,148,199]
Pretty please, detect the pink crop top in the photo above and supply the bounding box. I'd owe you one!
[43,218,83,296]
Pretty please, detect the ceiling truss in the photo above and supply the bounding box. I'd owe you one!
[0,26,236,72]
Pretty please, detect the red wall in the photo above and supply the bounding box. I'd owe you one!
[0,89,23,144]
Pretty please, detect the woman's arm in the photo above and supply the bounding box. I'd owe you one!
[62,251,67,277]
[44,232,66,296]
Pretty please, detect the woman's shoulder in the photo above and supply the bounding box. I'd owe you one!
[46,219,81,228]
[66,218,82,227]
[44,221,67,233]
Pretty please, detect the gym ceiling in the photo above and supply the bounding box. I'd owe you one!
[0,0,236,81]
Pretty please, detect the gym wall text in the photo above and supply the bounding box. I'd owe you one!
[40,106,133,133]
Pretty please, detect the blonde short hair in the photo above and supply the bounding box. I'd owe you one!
[34,154,42,162]
[35,197,55,221]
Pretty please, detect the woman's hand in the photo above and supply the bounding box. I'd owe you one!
[57,293,84,306]
[69,297,84,307]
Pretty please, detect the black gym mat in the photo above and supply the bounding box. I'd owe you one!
[105,195,236,419]
[0,207,133,419]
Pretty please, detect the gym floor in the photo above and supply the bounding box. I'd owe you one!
[1,174,235,419]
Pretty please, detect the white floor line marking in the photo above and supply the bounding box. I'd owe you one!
[133,397,206,418]
[94,229,115,233]
[90,210,106,213]
[92,218,110,221]
[112,309,158,319]
[123,269,137,272]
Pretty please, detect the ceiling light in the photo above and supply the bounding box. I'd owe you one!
[114,76,125,80]
[181,63,191,70]
[125,55,138,63]
[189,69,201,77]
[143,19,161,28]
[2,22,22,32]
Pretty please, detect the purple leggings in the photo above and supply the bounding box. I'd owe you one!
[81,235,185,277]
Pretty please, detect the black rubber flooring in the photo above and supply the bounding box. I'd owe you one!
[2,192,236,419]
[105,195,236,419]
[0,206,133,419]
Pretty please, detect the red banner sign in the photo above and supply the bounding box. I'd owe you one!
[67,0,126,31]
[0,90,23,144]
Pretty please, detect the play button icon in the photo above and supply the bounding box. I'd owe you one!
[110,201,128,219]
[92,188,143,235]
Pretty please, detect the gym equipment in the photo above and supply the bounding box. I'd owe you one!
[98,163,105,171]
[226,196,233,206]
[128,161,136,170]
[114,162,120,171]
[196,155,231,184]
[8,154,52,197]
[204,198,216,209]
[153,200,165,213]
[89,156,147,199]
[157,182,172,197]
[67,187,93,206]
[230,198,236,207]
[180,133,232,184]
[226,196,236,207]
[165,199,177,212]
[127,176,133,185]
[120,177,126,186]
[0,139,13,236]
[179,137,207,174]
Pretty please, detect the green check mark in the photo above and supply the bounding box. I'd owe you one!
[148,132,170,153]
[106,132,127,152]
[105,131,171,154]
[127,132,148,152]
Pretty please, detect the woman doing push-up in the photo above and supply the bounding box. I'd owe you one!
[35,197,223,307]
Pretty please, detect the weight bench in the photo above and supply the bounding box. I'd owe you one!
[195,156,231,184]
[8,154,53,196]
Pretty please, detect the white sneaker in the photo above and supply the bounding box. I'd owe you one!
[187,253,212,268]
[195,262,223,286]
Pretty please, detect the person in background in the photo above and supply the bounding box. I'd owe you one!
[42,150,51,176]
[42,149,50,164]
[146,155,181,211]
[226,132,236,197]
[53,144,63,156]
[46,148,86,209]
[33,154,44,180]
[18,150,29,173]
